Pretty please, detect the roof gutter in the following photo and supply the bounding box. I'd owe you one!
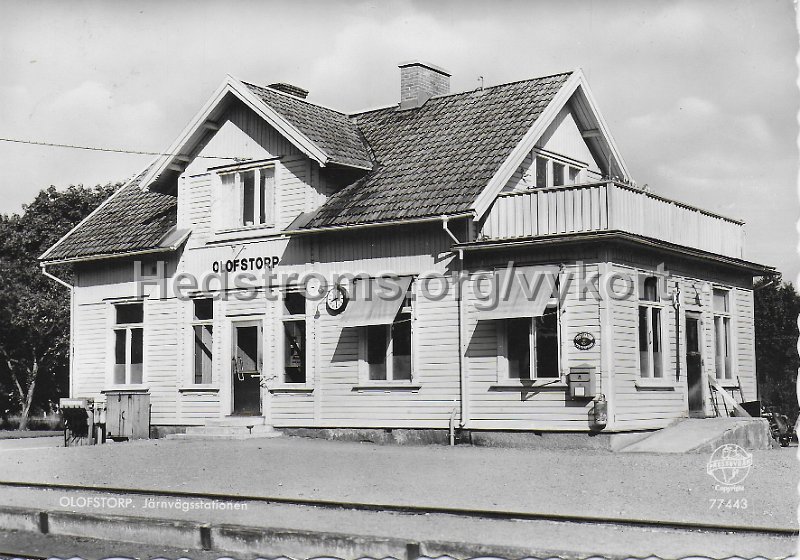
[455,230,774,275]
[284,212,474,236]
[40,246,178,266]
[40,263,73,289]
[40,263,75,398]
[41,227,191,266]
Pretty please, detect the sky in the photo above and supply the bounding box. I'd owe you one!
[0,0,797,280]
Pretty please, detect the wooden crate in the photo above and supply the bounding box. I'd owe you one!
[104,390,150,440]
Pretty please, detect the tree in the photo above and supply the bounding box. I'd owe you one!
[0,184,115,430]
[753,276,800,424]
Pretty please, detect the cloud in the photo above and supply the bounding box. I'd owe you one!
[0,0,795,279]
[0,80,162,212]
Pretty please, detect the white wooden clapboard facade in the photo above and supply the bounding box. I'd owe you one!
[48,64,768,435]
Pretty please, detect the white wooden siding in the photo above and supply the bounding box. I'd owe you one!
[69,223,759,432]
[502,106,602,194]
[72,302,107,398]
[183,100,302,176]
[482,183,745,260]
[535,105,601,172]
[463,263,602,431]
[610,263,687,430]
[300,281,461,429]
[177,98,325,247]
[144,298,179,423]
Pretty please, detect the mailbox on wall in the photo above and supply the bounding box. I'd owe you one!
[568,365,596,399]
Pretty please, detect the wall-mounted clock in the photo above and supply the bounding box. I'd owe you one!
[325,285,348,315]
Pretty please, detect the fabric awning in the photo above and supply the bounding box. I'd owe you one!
[474,266,559,320]
[339,276,413,327]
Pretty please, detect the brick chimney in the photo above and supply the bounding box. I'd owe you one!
[398,61,450,110]
[268,82,309,99]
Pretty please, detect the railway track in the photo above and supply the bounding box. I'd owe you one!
[0,479,795,536]
[0,480,795,559]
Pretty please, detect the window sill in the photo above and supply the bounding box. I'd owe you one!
[211,226,281,244]
[352,383,421,392]
[716,380,740,389]
[178,386,220,393]
[102,386,149,393]
[490,380,567,391]
[634,379,675,390]
[268,385,314,394]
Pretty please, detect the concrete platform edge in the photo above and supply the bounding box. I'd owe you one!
[0,505,557,558]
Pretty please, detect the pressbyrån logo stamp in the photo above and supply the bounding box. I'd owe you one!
[707,443,752,492]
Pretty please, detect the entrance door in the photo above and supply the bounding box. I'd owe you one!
[685,312,704,416]
[231,321,262,415]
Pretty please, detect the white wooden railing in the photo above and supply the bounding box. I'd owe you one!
[479,182,745,259]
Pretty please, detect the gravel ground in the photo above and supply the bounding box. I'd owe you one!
[0,436,795,530]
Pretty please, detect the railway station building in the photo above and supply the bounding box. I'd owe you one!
[40,62,772,438]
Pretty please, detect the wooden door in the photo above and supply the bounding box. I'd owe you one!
[231,321,262,416]
[685,312,705,416]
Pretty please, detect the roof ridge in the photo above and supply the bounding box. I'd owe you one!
[348,70,574,118]
[240,79,350,117]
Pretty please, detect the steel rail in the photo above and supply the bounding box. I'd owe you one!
[0,480,795,538]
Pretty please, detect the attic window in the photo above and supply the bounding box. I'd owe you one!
[530,153,584,189]
[552,162,565,187]
[219,166,276,228]
[535,157,548,189]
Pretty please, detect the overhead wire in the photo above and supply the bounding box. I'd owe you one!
[0,137,248,161]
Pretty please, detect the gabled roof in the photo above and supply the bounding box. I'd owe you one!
[242,81,372,169]
[138,76,373,192]
[39,168,179,263]
[40,68,633,263]
[304,72,573,228]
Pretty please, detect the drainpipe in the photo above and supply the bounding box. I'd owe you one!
[40,264,75,398]
[673,280,681,382]
[441,216,466,442]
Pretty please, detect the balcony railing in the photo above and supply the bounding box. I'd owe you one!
[479,182,745,259]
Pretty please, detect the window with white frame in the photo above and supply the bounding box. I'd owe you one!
[552,162,565,187]
[638,277,664,378]
[535,156,548,189]
[282,290,307,384]
[113,302,144,385]
[219,165,275,228]
[191,298,213,385]
[498,307,560,380]
[360,290,413,382]
[713,289,733,380]
[531,153,584,189]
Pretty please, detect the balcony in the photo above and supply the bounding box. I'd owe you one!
[478,182,745,260]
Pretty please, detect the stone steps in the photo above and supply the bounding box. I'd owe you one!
[165,417,281,440]
[618,417,773,453]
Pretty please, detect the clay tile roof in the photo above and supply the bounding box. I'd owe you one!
[40,71,571,262]
[304,71,572,228]
[242,81,373,169]
[40,168,178,262]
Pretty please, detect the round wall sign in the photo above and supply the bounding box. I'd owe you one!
[574,332,596,350]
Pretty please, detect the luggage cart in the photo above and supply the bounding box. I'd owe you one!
[59,398,93,446]
[59,398,106,446]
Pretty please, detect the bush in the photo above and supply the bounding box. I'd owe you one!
[0,413,63,431]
